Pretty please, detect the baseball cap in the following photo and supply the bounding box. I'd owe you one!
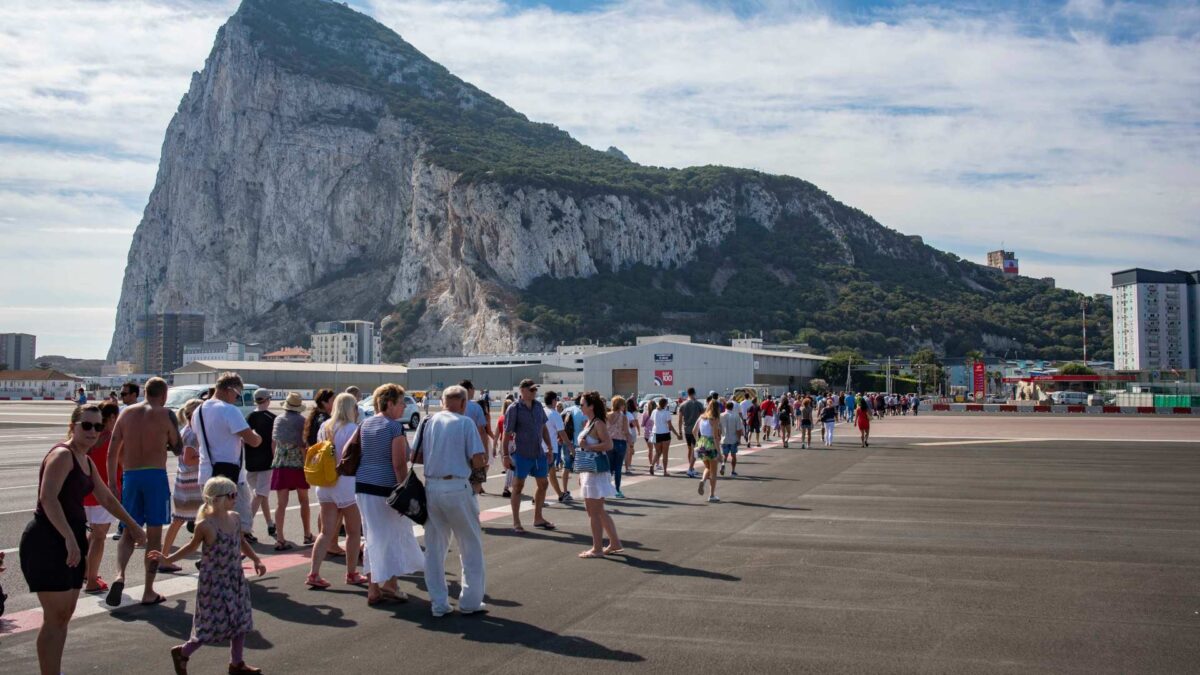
[519,378,538,389]
[254,390,270,401]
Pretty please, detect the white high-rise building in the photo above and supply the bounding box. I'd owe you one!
[1112,269,1199,372]
[311,320,381,364]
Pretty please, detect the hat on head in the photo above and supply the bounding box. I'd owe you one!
[283,392,304,411]
[519,378,537,389]
[254,390,270,401]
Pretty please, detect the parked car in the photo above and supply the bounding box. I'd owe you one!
[361,394,421,429]
[1050,391,1090,405]
[637,396,678,414]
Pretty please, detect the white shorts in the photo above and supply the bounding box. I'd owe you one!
[763,415,775,428]
[85,504,117,526]
[246,469,273,497]
[316,475,358,509]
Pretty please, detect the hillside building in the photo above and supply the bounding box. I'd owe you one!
[1112,268,1200,371]
[134,312,205,375]
[0,333,36,371]
[262,346,312,363]
[987,250,1019,275]
[311,320,381,364]
[0,369,82,399]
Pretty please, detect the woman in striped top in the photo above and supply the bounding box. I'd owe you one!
[355,383,424,605]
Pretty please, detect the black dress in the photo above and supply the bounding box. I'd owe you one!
[20,445,95,592]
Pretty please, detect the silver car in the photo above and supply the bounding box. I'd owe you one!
[361,395,421,429]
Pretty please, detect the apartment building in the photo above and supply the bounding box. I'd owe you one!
[311,320,381,364]
[1112,268,1199,371]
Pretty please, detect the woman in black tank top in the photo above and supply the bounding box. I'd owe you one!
[19,405,145,675]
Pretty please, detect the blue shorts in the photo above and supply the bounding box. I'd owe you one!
[513,453,549,480]
[122,468,172,527]
[721,444,738,456]
[552,443,574,472]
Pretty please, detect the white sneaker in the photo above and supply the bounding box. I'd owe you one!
[459,603,488,615]
[431,605,453,617]
[708,496,720,503]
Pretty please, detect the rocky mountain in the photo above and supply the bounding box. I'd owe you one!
[108,0,1110,364]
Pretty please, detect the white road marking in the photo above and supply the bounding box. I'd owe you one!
[911,439,1031,446]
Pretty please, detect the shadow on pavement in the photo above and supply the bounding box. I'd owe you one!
[383,598,645,663]
[250,582,357,628]
[481,527,657,553]
[604,555,740,582]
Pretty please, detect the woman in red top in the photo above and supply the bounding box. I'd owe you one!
[497,398,513,497]
[855,398,872,447]
[82,402,120,593]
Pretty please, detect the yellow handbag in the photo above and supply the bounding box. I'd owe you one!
[304,422,339,487]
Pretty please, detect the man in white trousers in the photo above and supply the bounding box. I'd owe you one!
[418,384,489,617]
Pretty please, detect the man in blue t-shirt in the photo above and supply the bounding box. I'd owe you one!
[502,379,556,533]
[458,380,492,492]
[556,395,586,504]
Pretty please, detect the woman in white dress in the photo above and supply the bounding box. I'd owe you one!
[307,393,365,588]
[576,391,623,559]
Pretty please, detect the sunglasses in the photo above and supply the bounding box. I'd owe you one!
[78,421,104,432]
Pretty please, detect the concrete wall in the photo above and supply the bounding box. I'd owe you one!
[584,342,754,399]
[173,367,406,393]
[404,364,571,395]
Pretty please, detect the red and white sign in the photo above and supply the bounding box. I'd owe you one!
[654,370,674,386]
[972,361,986,401]
[1003,258,1018,274]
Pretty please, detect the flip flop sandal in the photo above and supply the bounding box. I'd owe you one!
[105,580,125,607]
[305,574,331,589]
[273,541,294,551]
[326,548,346,557]
[158,563,183,573]
[170,645,189,675]
[577,550,605,559]
[533,522,556,531]
[511,527,527,535]
[140,594,168,606]
[603,547,626,555]
[303,534,316,545]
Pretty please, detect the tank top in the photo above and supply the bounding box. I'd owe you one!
[698,419,714,438]
[35,443,94,528]
[606,413,630,442]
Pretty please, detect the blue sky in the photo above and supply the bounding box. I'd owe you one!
[0,0,1197,357]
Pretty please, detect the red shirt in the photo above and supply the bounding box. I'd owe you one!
[83,433,116,507]
[760,400,777,416]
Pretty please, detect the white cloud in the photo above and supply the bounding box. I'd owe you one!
[1,0,1197,358]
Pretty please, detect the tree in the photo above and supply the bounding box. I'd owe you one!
[910,349,945,395]
[817,350,865,385]
[0,362,7,371]
[808,378,828,394]
[1058,362,1095,376]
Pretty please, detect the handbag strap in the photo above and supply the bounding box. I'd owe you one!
[197,403,242,473]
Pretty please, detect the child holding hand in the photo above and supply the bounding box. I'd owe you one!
[148,477,266,675]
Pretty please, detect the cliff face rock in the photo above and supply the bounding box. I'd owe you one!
[109,0,1106,363]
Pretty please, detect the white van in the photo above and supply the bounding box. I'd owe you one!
[1050,391,1089,405]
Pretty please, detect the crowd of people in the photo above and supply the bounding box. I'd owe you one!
[15,371,919,674]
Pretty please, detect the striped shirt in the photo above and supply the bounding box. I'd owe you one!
[355,414,406,496]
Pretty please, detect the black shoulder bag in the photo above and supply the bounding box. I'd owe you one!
[387,421,428,524]
[197,405,243,483]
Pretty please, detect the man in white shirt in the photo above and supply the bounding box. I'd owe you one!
[417,385,488,617]
[541,391,571,502]
[193,372,263,537]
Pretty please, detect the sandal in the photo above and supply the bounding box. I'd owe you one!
[305,573,331,589]
[85,577,109,593]
[303,534,315,545]
[345,572,369,586]
[533,521,556,531]
[326,547,346,557]
[603,546,626,555]
[273,541,294,551]
[158,563,183,573]
[171,645,189,675]
[578,550,605,559]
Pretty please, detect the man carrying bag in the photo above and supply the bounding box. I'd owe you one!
[418,385,488,617]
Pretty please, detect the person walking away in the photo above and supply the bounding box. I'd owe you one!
[776,396,793,448]
[304,390,336,548]
[718,401,745,476]
[192,373,263,555]
[624,402,639,474]
[244,391,277,539]
[270,393,313,550]
[541,391,571,501]
[912,394,921,416]
[415,385,488,617]
[355,384,423,605]
[855,398,872,447]
[307,393,365,588]
[819,398,837,447]
[159,399,205,573]
[106,376,182,607]
[496,398,512,497]
[576,392,623,558]
[746,397,762,447]
[558,395,586,502]
[606,396,632,498]
[692,400,723,501]
[676,388,704,478]
[82,401,120,593]
[21,405,146,675]
[760,395,776,442]
[798,396,814,449]
[149,477,266,675]
[650,397,679,475]
[502,379,556,533]
[460,380,494,462]
[639,399,655,472]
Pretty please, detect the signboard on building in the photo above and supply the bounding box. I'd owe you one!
[1003,258,1019,274]
[653,370,674,386]
[972,361,985,400]
[654,353,674,363]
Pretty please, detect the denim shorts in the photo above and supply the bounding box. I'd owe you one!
[721,443,738,456]
[552,443,574,472]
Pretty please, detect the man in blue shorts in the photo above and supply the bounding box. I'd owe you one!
[502,379,556,533]
[718,400,745,477]
[106,376,182,606]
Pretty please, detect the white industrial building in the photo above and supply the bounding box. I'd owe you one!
[311,320,381,365]
[173,360,407,394]
[182,341,263,366]
[1112,269,1199,371]
[583,336,827,398]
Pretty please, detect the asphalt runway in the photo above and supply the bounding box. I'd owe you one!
[1,411,1198,673]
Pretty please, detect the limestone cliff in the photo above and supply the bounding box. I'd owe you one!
[109,0,1108,363]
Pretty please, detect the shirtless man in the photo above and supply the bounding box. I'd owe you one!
[106,376,181,606]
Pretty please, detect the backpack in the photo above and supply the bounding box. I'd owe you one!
[303,422,339,487]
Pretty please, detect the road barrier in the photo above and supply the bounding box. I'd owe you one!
[929,403,1200,416]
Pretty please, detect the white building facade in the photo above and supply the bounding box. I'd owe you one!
[182,341,263,366]
[311,321,381,364]
[1112,268,1199,371]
